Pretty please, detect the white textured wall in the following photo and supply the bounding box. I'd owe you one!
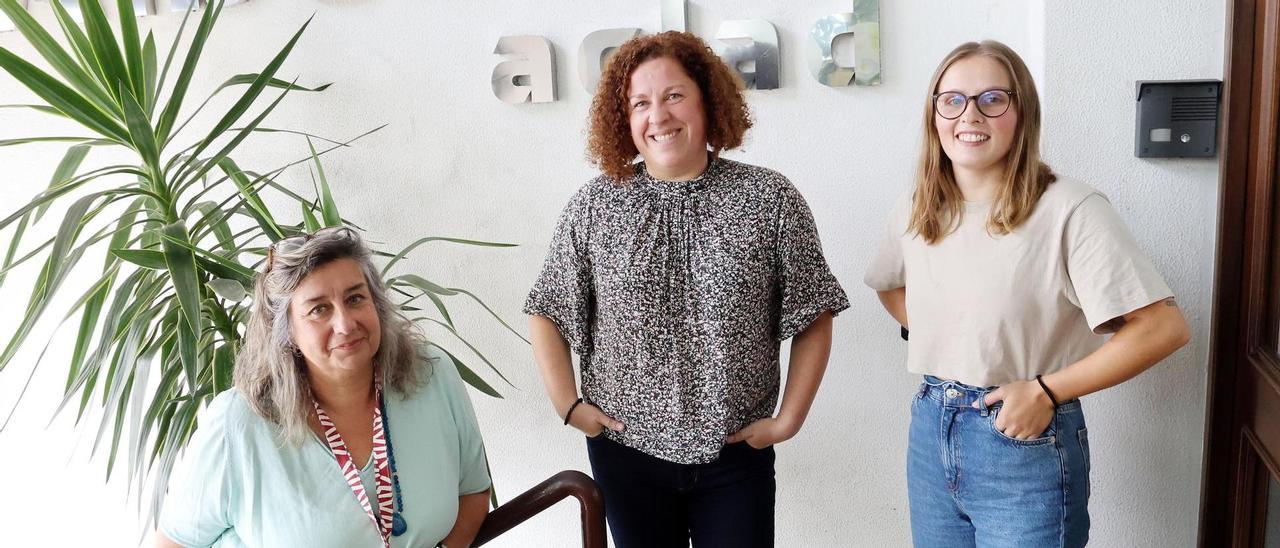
[0,1,1221,546]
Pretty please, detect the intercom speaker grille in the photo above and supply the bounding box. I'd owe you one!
[1171,97,1218,121]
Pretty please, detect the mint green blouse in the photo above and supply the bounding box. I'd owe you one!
[159,347,491,547]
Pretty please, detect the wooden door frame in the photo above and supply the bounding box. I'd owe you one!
[1200,0,1280,544]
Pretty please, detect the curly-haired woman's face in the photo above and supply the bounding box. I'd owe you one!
[627,56,709,181]
[289,258,382,379]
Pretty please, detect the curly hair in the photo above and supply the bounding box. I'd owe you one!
[587,31,753,184]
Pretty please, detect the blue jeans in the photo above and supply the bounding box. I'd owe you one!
[907,376,1091,548]
[585,435,776,548]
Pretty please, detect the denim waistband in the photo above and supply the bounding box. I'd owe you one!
[918,375,1082,413]
[919,375,993,409]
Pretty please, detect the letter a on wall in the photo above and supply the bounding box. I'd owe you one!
[492,35,557,104]
[808,0,881,87]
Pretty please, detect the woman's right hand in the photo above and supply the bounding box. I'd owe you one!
[567,402,625,437]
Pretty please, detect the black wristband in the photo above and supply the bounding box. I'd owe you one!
[1035,375,1060,408]
[563,397,584,425]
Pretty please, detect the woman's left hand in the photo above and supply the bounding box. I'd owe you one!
[982,380,1056,440]
[726,416,798,449]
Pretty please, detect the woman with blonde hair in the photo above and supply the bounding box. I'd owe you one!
[526,31,848,547]
[865,40,1189,547]
[157,227,491,548]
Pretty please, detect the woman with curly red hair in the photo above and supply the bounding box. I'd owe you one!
[524,32,848,547]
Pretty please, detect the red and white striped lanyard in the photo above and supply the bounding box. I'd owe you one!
[313,390,395,548]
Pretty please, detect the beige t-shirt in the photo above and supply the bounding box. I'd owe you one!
[863,177,1173,387]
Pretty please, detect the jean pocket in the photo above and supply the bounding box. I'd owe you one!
[988,408,1057,446]
[585,429,608,441]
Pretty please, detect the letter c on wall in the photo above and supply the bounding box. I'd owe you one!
[578,28,641,93]
[492,35,558,104]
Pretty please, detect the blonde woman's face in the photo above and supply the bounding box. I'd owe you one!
[289,258,382,377]
[934,56,1019,183]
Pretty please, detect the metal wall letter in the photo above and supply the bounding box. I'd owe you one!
[492,35,557,104]
[661,0,685,32]
[715,19,779,90]
[164,0,248,14]
[807,0,881,86]
[578,28,641,93]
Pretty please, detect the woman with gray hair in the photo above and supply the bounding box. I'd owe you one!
[156,227,491,548]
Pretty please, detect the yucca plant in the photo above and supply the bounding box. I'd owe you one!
[0,0,523,524]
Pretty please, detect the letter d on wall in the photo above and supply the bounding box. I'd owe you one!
[808,0,881,87]
[492,36,557,104]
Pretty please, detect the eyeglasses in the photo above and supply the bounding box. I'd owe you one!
[264,226,357,275]
[933,89,1017,120]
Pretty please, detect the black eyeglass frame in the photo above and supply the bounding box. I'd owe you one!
[264,226,357,275]
[932,88,1018,120]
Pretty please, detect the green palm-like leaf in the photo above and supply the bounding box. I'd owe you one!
[114,0,146,102]
[216,73,332,95]
[121,87,160,168]
[0,0,119,115]
[307,136,342,226]
[173,15,310,174]
[78,0,130,104]
[217,158,285,241]
[0,48,128,143]
[159,223,203,389]
[142,32,158,111]
[382,236,516,276]
[47,0,100,83]
[35,144,93,221]
[300,201,321,232]
[113,249,168,270]
[0,136,105,147]
[429,342,502,398]
[154,1,221,144]
[1,144,91,290]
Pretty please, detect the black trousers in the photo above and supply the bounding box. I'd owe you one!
[585,435,776,548]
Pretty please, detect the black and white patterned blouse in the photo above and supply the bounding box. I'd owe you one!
[524,158,849,464]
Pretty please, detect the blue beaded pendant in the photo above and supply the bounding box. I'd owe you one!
[391,512,407,536]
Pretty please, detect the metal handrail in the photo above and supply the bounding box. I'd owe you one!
[472,470,607,548]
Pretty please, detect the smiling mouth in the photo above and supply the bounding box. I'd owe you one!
[956,132,990,143]
[650,129,680,143]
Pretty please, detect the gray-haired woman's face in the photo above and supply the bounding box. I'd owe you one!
[288,257,382,377]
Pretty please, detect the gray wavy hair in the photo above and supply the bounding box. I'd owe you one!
[234,227,429,445]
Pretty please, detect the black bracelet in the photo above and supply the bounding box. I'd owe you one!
[563,397,584,425]
[1035,375,1060,408]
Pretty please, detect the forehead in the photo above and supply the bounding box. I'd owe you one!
[937,55,1013,93]
[292,258,367,301]
[628,56,696,94]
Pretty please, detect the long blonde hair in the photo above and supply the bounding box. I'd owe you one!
[234,228,429,446]
[908,40,1056,244]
